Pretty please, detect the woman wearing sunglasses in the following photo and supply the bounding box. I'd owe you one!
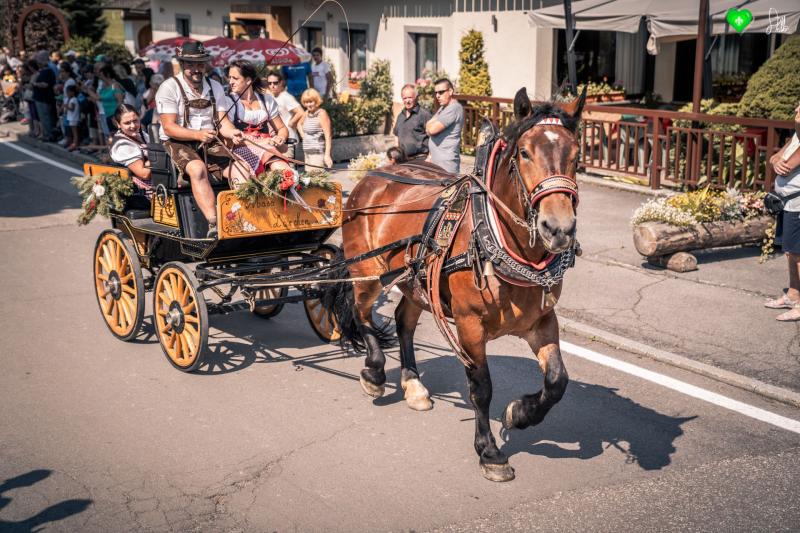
[225,60,291,189]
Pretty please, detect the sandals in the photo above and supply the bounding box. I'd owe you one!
[765,293,798,309]
[776,306,800,322]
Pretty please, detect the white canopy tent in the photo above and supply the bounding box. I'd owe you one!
[528,0,800,44]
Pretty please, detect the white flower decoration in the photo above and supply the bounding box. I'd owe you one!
[92,184,106,197]
[301,175,311,186]
[243,221,257,232]
[326,195,337,205]
[231,202,241,213]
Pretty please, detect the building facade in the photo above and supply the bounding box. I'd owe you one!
[148,0,562,100]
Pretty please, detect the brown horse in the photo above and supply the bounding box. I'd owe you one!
[325,89,585,482]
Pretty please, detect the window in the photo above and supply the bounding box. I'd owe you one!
[346,29,367,74]
[413,33,438,80]
[176,15,191,37]
[301,26,323,53]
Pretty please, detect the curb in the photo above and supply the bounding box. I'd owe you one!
[560,316,800,409]
[14,132,97,168]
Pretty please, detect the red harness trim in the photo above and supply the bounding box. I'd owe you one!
[485,139,557,271]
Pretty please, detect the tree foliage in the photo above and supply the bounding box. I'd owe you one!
[57,0,107,43]
[359,59,393,115]
[738,36,800,121]
[3,0,66,54]
[457,29,491,97]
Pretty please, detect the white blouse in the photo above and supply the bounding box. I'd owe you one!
[110,131,150,168]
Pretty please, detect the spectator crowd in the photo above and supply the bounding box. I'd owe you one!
[0,44,465,172]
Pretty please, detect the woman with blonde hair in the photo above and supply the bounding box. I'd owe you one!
[297,88,333,169]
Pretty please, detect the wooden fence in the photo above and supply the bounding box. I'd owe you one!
[453,95,795,192]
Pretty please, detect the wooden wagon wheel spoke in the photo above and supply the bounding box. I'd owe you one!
[122,284,136,296]
[166,330,177,349]
[184,314,199,325]
[163,278,176,302]
[160,321,172,334]
[120,272,133,283]
[157,308,169,317]
[98,255,113,274]
[182,301,196,314]
[96,272,109,282]
[173,333,183,359]
[183,322,199,339]
[182,332,196,354]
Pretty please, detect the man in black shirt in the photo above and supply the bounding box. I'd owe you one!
[393,84,432,159]
[32,51,57,141]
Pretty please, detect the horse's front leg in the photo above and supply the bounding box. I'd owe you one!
[395,295,432,411]
[503,311,569,431]
[458,320,515,482]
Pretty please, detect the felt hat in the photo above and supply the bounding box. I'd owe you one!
[176,41,210,63]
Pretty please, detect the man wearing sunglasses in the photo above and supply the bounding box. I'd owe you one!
[155,42,244,238]
[425,78,464,174]
[266,71,303,160]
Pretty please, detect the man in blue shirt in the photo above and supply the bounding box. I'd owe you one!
[281,61,312,99]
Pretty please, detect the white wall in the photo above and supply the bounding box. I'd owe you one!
[123,19,150,54]
[150,0,227,42]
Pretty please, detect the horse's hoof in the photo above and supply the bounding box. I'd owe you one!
[480,462,515,482]
[359,376,385,398]
[401,378,433,411]
[502,400,522,430]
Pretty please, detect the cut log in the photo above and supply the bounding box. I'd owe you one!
[647,252,698,272]
[633,215,773,257]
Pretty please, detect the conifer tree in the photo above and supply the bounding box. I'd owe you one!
[458,29,492,97]
[58,0,107,43]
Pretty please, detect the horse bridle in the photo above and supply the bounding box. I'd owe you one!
[506,117,579,248]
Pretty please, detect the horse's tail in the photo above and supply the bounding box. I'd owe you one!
[318,250,395,352]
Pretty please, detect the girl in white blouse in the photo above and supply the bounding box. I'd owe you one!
[109,103,152,195]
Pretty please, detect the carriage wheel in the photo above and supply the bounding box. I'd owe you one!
[153,262,208,372]
[93,230,145,341]
[251,285,289,319]
[303,245,342,343]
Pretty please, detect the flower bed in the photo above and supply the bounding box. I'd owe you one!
[630,188,774,267]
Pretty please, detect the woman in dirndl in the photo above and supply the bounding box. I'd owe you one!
[225,60,291,189]
[108,103,153,211]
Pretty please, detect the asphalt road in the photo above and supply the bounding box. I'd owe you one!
[1,135,799,532]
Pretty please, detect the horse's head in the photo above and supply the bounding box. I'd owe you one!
[501,87,586,254]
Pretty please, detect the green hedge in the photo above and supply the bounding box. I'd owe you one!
[738,35,800,121]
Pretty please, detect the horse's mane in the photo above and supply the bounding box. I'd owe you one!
[501,101,579,159]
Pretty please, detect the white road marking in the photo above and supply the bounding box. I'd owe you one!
[0,139,83,175]
[561,340,800,435]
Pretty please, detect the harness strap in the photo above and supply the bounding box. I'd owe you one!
[425,182,477,369]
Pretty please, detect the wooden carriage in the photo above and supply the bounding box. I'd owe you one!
[88,143,343,372]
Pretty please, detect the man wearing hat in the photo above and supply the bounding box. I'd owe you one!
[156,41,243,238]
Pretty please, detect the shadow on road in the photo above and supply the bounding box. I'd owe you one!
[179,308,694,471]
[0,469,92,532]
[385,351,694,471]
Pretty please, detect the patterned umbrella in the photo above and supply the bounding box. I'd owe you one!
[203,37,239,68]
[140,37,197,62]
[227,38,311,66]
